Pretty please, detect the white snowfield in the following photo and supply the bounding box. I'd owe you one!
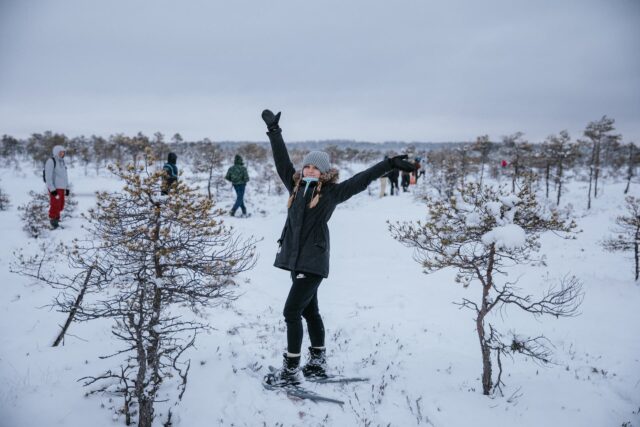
[1,163,639,427]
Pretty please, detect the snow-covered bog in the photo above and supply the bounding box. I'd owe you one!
[1,162,639,427]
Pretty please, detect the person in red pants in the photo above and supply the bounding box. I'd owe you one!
[44,145,70,229]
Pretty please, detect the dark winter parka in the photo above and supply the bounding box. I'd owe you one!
[163,152,178,185]
[161,152,178,195]
[268,129,393,278]
[225,155,250,185]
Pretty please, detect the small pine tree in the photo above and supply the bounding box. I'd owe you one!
[602,196,640,281]
[390,177,583,395]
[192,141,224,200]
[18,191,50,238]
[63,194,78,219]
[545,130,580,206]
[582,115,621,209]
[70,152,257,426]
[472,135,493,186]
[501,132,533,193]
[425,149,459,198]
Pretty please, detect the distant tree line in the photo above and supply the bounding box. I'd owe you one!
[422,116,635,208]
[1,115,635,207]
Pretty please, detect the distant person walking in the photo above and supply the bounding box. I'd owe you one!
[225,154,250,217]
[161,152,179,195]
[413,157,422,184]
[44,145,70,229]
[387,167,400,195]
[401,170,411,192]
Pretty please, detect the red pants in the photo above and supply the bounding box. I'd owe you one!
[49,188,65,220]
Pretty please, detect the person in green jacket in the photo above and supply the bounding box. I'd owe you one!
[225,154,250,217]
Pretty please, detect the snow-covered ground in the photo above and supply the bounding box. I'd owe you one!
[1,162,639,427]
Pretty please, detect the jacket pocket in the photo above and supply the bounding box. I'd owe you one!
[277,227,287,248]
[313,238,327,253]
[314,223,330,251]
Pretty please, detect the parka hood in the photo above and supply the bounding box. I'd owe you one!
[234,154,244,165]
[52,145,65,157]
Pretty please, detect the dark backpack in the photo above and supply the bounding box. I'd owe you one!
[163,163,178,178]
[42,157,56,183]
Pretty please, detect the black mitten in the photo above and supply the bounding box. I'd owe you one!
[388,155,416,172]
[261,109,281,132]
[50,189,58,197]
[65,189,70,196]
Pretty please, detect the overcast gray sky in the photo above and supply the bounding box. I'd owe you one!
[1,0,638,143]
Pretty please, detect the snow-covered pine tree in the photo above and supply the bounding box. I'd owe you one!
[455,144,471,188]
[192,140,224,200]
[424,148,459,198]
[18,191,50,237]
[545,130,580,206]
[69,153,257,426]
[64,193,78,218]
[582,115,621,209]
[471,135,492,186]
[534,140,554,200]
[500,132,532,193]
[389,177,583,395]
[1,134,22,169]
[602,196,640,281]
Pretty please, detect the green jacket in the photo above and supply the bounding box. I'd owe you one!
[225,155,250,185]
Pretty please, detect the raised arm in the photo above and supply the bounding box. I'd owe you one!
[262,109,296,193]
[333,160,390,204]
[333,155,416,204]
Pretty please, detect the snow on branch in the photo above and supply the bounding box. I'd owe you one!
[390,177,582,395]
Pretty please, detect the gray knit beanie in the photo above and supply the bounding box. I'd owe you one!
[301,151,331,173]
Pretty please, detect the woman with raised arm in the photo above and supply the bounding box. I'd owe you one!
[261,109,415,387]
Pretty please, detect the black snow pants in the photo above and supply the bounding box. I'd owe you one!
[283,271,325,354]
[388,176,399,195]
[401,172,411,191]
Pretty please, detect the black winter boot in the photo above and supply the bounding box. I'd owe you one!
[264,353,302,387]
[302,347,328,379]
[50,219,59,229]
